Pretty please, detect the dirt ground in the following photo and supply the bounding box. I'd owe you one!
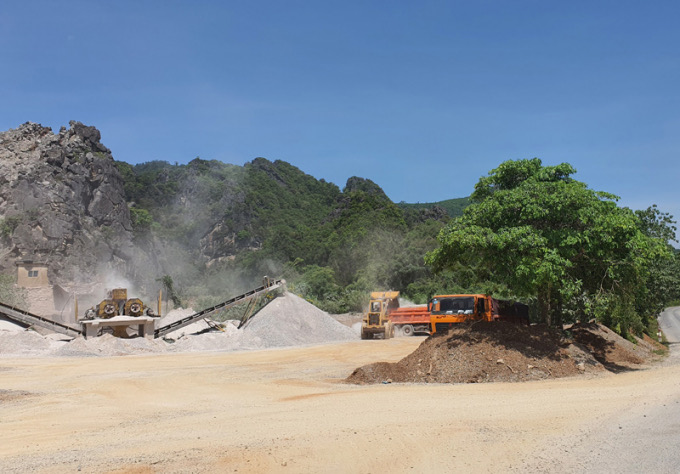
[2,334,680,473]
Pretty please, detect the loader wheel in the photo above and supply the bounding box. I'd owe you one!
[383,323,393,340]
[402,324,414,337]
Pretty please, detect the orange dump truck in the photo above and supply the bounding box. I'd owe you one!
[388,305,432,336]
[429,294,529,334]
[362,292,529,339]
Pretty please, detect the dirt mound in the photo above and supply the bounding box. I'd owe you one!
[346,321,607,384]
[569,322,664,371]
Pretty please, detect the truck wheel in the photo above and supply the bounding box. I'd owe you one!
[402,324,414,337]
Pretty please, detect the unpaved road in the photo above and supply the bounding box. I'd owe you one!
[2,311,680,473]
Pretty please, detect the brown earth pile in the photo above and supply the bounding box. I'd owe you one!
[568,322,664,371]
[346,321,664,385]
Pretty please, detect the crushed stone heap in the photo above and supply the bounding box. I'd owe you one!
[0,292,358,357]
[169,292,357,352]
[238,292,357,348]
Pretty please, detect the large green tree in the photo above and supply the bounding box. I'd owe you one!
[426,158,674,332]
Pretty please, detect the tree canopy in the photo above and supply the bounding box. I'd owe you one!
[426,158,677,334]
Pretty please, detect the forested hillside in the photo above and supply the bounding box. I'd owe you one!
[115,157,454,312]
[397,197,470,218]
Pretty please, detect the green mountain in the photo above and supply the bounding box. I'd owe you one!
[396,197,471,218]
[115,157,461,311]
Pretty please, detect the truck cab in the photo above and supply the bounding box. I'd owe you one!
[429,294,529,333]
[429,294,493,333]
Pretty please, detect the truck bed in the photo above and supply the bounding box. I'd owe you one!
[388,306,431,324]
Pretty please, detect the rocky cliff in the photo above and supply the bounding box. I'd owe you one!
[0,121,138,286]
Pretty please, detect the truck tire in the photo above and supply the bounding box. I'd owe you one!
[402,324,414,337]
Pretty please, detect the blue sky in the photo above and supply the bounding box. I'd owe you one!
[1,1,679,234]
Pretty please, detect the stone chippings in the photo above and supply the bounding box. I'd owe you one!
[239,292,357,348]
[0,293,357,357]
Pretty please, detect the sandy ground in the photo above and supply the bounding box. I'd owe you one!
[1,334,680,474]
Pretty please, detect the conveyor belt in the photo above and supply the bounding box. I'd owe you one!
[0,300,82,337]
[154,278,285,339]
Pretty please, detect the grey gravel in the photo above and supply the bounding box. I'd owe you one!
[0,292,357,357]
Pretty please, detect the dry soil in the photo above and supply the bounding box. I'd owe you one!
[1,299,678,473]
[1,336,679,473]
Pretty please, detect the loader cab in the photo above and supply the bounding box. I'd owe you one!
[362,291,400,340]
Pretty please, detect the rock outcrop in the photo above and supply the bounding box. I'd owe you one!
[0,121,136,285]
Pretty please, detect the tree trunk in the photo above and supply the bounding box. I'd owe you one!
[538,286,552,325]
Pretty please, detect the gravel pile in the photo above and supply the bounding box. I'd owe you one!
[168,293,356,352]
[0,316,25,332]
[157,308,212,339]
[0,292,357,357]
[53,334,168,357]
[238,293,357,348]
[0,329,66,356]
[169,321,242,352]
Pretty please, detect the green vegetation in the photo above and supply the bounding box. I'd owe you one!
[158,275,182,308]
[129,207,153,233]
[116,156,678,335]
[397,197,470,218]
[0,274,26,308]
[426,158,679,337]
[0,216,22,239]
[118,158,448,313]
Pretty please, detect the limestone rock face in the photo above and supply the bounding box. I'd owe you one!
[0,121,136,285]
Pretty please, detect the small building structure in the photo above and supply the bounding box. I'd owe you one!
[15,260,50,287]
[14,259,57,319]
